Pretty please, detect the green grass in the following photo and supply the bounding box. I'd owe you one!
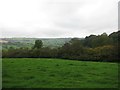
[2,58,118,88]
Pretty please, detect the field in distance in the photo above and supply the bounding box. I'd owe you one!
[3,58,118,88]
[1,38,72,49]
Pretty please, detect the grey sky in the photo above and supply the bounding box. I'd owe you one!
[0,0,119,38]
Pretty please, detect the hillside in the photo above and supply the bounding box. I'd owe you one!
[1,38,75,49]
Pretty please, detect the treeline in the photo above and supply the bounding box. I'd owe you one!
[2,31,120,62]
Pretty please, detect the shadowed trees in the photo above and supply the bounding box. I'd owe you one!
[2,31,119,62]
[33,40,43,49]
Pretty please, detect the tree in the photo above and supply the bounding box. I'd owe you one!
[33,40,43,49]
[84,33,111,48]
[69,38,84,56]
[84,35,97,47]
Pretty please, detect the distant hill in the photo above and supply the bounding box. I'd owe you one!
[1,38,82,49]
[0,39,8,43]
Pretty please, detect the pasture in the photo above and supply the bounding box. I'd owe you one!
[2,58,118,88]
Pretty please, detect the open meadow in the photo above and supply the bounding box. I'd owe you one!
[2,58,118,88]
[1,0,119,89]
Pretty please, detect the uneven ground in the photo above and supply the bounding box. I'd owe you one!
[2,58,118,88]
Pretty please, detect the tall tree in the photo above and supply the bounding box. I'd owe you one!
[33,40,43,49]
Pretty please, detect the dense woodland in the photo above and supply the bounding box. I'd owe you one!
[2,31,120,62]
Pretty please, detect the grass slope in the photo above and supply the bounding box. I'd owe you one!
[2,58,118,88]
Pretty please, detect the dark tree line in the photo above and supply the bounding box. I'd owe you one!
[2,31,119,62]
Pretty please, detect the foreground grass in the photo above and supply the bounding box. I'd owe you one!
[2,58,118,88]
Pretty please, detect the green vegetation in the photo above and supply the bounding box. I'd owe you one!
[2,31,119,62]
[1,38,71,49]
[3,58,118,88]
[33,40,43,49]
[2,31,119,88]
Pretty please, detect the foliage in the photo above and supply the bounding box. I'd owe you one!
[2,31,119,62]
[33,40,43,49]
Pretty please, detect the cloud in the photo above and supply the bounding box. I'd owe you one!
[0,0,118,38]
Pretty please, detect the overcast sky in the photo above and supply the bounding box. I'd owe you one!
[0,0,119,38]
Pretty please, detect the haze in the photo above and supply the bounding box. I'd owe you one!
[0,0,119,38]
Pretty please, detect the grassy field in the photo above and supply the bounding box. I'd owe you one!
[2,58,118,88]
